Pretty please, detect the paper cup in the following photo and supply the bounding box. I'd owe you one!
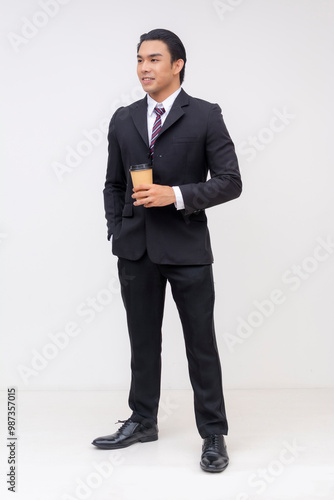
[129,163,153,187]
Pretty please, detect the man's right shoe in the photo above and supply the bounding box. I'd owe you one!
[92,418,158,449]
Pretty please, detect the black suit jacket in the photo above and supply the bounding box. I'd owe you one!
[103,89,242,265]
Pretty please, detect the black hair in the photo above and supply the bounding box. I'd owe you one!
[137,29,187,85]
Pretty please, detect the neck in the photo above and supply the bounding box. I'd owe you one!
[149,85,181,103]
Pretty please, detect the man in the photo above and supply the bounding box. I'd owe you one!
[92,29,242,473]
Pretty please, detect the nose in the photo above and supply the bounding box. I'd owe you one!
[141,60,151,73]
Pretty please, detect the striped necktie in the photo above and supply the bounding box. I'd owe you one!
[150,106,165,158]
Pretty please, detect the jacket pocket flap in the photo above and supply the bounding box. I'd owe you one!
[122,203,133,217]
[173,136,198,143]
[188,210,207,222]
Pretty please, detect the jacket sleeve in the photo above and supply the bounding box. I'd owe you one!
[103,108,126,240]
[179,104,242,214]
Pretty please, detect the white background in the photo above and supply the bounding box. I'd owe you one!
[1,0,334,392]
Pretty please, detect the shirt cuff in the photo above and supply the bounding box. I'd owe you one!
[172,186,185,210]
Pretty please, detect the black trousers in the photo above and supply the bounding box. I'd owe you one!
[117,252,228,438]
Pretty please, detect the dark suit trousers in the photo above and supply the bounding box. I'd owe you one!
[117,253,228,438]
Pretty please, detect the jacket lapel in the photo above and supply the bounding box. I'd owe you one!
[130,89,190,146]
[131,95,149,147]
[159,89,189,137]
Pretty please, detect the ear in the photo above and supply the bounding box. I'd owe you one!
[173,58,184,76]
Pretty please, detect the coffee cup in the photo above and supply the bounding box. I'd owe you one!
[129,163,153,187]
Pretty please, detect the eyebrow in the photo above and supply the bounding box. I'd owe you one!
[137,53,163,59]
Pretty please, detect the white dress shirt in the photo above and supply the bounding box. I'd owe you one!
[147,88,185,210]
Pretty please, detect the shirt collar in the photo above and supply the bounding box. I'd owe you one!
[147,87,182,116]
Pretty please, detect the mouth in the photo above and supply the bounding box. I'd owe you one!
[142,77,155,82]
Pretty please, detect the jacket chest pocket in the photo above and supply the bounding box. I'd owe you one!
[172,136,198,144]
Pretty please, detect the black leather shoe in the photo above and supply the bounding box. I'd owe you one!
[92,419,158,449]
[200,434,229,473]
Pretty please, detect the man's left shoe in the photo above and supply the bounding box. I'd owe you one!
[200,434,229,473]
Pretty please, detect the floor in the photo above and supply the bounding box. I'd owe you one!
[0,389,333,500]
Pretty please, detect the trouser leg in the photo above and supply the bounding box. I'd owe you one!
[160,263,228,438]
[118,254,167,425]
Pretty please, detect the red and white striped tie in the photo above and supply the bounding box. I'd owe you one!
[150,106,165,158]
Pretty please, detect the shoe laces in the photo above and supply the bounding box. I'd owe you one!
[206,434,220,450]
[115,419,133,432]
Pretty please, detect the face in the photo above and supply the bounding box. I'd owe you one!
[137,40,184,102]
